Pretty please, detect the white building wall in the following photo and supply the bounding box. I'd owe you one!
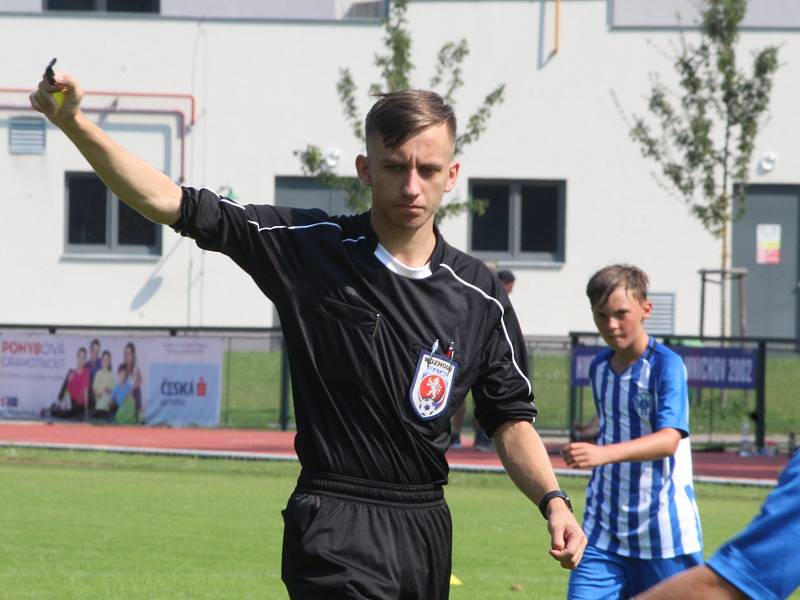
[2,1,798,335]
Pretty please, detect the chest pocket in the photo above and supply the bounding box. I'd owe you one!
[311,296,385,392]
[315,297,382,336]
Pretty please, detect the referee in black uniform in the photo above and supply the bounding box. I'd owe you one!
[32,69,586,599]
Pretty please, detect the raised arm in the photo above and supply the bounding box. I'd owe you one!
[30,69,182,225]
[494,420,587,569]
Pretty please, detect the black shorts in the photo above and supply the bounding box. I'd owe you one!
[281,471,452,600]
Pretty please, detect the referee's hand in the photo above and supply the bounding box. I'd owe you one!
[547,505,587,569]
[30,70,83,124]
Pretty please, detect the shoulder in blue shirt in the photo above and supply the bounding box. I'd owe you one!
[707,452,800,600]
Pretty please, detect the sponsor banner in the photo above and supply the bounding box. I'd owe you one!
[570,346,606,386]
[570,344,757,390]
[672,346,757,390]
[0,332,222,426]
[147,362,220,427]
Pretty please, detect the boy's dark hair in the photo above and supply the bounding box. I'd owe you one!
[365,90,456,150]
[90,339,100,348]
[587,264,649,308]
[118,363,128,374]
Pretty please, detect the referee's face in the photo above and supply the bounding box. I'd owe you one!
[357,123,460,236]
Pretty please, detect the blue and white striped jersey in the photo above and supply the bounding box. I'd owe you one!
[582,338,702,559]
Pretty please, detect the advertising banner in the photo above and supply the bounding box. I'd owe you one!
[672,346,757,390]
[570,345,606,386]
[570,344,757,390]
[0,331,223,427]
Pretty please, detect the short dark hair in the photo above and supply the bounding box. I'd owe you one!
[365,90,456,150]
[497,270,515,284]
[586,264,649,308]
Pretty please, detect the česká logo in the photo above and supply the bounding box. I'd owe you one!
[634,390,654,419]
[159,376,208,398]
[410,350,457,420]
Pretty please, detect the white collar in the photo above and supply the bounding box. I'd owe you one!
[373,243,432,279]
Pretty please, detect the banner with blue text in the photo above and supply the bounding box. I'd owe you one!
[570,344,757,390]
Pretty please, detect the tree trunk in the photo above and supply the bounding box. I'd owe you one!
[721,213,729,339]
[719,210,730,407]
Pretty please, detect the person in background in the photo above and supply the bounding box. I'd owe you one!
[562,265,703,599]
[91,350,114,421]
[571,415,600,443]
[450,268,516,451]
[47,347,90,419]
[122,342,143,422]
[111,363,135,424]
[497,269,515,294]
[85,339,102,412]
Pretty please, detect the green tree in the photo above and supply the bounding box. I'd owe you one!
[624,0,778,336]
[295,0,505,221]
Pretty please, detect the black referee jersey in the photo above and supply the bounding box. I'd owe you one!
[172,187,537,486]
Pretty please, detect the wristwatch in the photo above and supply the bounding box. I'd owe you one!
[539,490,572,519]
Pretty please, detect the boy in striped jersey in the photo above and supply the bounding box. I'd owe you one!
[562,265,703,599]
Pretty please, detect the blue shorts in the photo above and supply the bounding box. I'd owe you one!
[567,544,703,599]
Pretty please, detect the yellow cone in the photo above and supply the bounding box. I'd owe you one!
[450,574,462,586]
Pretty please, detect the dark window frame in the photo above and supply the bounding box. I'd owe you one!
[468,178,567,264]
[64,171,162,256]
[44,0,160,13]
[274,175,358,216]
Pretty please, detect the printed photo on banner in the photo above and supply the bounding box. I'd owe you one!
[0,332,223,427]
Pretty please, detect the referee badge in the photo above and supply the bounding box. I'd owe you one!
[409,349,458,420]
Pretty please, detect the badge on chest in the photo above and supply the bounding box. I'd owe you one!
[409,349,458,420]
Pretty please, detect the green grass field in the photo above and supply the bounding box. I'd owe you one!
[1,448,795,599]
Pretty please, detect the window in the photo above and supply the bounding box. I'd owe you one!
[346,2,385,19]
[45,0,159,13]
[65,172,161,256]
[469,179,566,263]
[274,176,355,215]
[609,0,800,30]
[9,117,46,155]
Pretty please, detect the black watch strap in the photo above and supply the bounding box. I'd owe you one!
[539,490,572,519]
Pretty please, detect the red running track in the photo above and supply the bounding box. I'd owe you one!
[0,422,788,484]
